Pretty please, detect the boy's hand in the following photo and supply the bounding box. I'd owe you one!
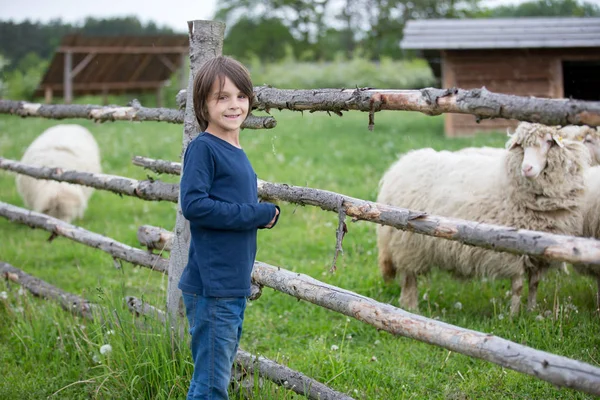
[264,208,279,229]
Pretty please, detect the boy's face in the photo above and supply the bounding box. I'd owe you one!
[205,76,249,136]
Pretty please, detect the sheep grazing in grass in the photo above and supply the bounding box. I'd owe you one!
[572,166,600,307]
[16,124,101,223]
[376,122,590,315]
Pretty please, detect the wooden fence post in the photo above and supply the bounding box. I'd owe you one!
[166,20,225,322]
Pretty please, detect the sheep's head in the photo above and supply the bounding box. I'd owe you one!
[558,125,600,166]
[506,122,564,179]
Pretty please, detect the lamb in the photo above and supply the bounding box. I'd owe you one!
[376,122,590,314]
[571,166,600,307]
[15,124,102,223]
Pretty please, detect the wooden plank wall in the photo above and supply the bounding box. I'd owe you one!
[442,48,600,137]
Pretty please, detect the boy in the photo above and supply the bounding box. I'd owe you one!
[178,56,280,399]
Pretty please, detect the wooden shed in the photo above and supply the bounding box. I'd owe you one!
[401,17,600,136]
[36,34,189,105]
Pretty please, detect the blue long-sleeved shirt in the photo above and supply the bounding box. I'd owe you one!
[178,132,278,297]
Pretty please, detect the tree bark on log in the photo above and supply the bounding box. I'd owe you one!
[125,295,354,399]
[132,156,182,175]
[0,100,276,129]
[1,261,98,319]
[0,202,169,273]
[3,157,599,266]
[0,157,179,202]
[176,86,600,128]
[256,179,600,266]
[137,225,173,252]
[251,261,600,396]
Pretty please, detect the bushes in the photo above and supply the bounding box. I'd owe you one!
[248,56,437,90]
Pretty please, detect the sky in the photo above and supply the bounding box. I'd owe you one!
[2,0,599,33]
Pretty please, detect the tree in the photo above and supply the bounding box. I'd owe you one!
[224,17,297,63]
[488,0,600,17]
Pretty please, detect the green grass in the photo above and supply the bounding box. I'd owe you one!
[1,109,599,399]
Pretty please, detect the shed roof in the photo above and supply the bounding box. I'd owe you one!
[36,34,189,96]
[400,17,600,50]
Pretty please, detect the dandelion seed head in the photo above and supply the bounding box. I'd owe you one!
[454,302,463,310]
[0,291,7,300]
[100,344,112,355]
[330,345,339,351]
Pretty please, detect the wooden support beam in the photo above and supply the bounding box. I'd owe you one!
[57,46,189,54]
[63,51,72,104]
[71,53,96,78]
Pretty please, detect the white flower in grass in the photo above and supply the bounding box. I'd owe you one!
[454,302,463,310]
[17,287,25,296]
[0,291,7,300]
[498,314,505,320]
[100,344,112,355]
[92,354,101,364]
[330,345,339,351]
[106,330,115,336]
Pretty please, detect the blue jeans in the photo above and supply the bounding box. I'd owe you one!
[182,292,247,400]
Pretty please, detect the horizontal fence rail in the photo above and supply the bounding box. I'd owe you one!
[0,202,169,273]
[1,261,99,319]
[2,157,600,266]
[0,100,276,129]
[2,209,599,396]
[2,88,600,129]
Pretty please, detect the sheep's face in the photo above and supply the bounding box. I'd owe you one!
[559,125,600,166]
[584,131,600,166]
[507,123,564,179]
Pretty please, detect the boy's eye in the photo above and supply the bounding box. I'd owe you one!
[238,94,247,99]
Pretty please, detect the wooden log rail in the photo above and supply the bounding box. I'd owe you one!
[3,213,599,396]
[3,157,600,266]
[0,100,276,129]
[0,263,352,400]
[0,158,179,202]
[2,88,600,128]
[132,156,181,175]
[0,202,169,273]
[1,261,98,320]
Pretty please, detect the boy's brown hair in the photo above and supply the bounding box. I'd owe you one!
[192,56,254,132]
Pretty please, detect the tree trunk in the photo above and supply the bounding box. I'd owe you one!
[166,20,226,322]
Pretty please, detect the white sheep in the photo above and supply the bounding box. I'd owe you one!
[559,125,600,166]
[376,122,589,314]
[458,125,599,166]
[16,124,101,223]
[572,166,600,307]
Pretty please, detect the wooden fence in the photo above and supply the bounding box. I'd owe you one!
[2,19,600,399]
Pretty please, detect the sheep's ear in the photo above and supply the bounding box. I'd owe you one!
[505,137,518,149]
[551,132,565,148]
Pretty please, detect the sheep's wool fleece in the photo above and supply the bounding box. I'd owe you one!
[377,124,588,280]
[16,124,101,222]
[573,166,600,276]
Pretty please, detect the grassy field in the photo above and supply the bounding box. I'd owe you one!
[1,109,599,399]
